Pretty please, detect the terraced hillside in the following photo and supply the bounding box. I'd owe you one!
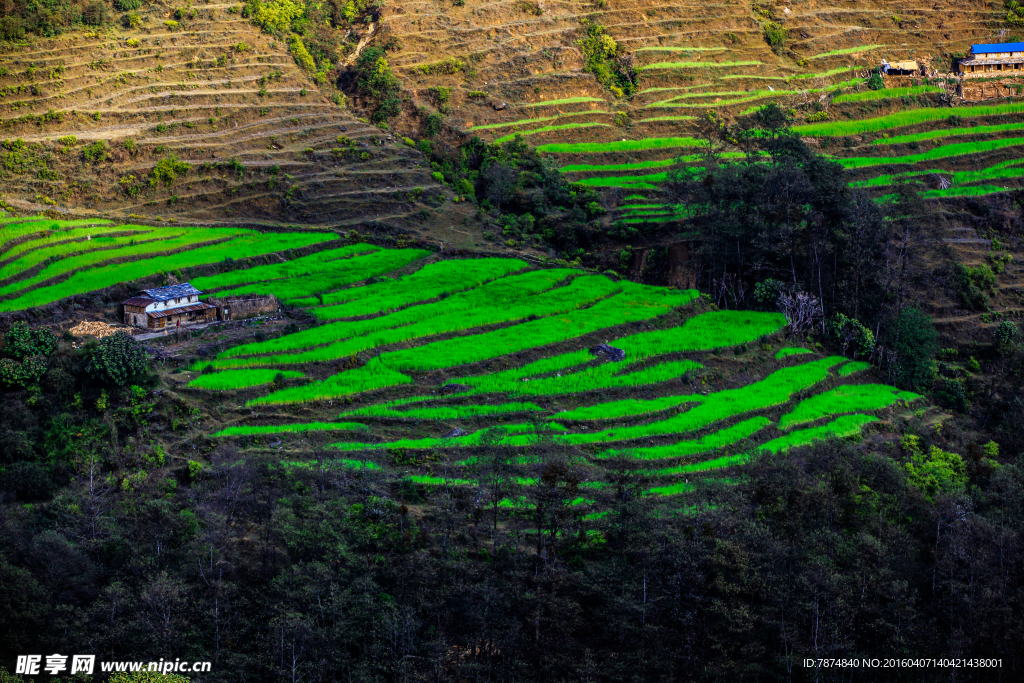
[0,216,925,515]
[387,0,1024,212]
[101,246,924,519]
[0,215,341,314]
[0,1,463,233]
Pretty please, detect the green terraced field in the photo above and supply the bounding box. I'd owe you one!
[214,248,432,302]
[213,422,369,437]
[795,103,1024,137]
[638,61,763,71]
[467,110,609,132]
[831,85,943,104]
[808,45,885,59]
[494,123,613,144]
[839,137,1024,169]
[521,97,605,107]
[778,384,920,428]
[873,121,1024,146]
[29,236,907,522]
[188,369,305,390]
[775,347,812,359]
[536,137,700,154]
[190,244,379,291]
[0,227,334,312]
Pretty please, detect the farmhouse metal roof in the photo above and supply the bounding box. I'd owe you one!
[123,296,156,307]
[972,43,1024,53]
[147,302,217,319]
[140,283,202,300]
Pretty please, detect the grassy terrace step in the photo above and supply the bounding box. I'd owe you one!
[536,137,701,154]
[212,422,370,437]
[332,357,846,453]
[874,121,1024,146]
[0,228,334,312]
[494,123,613,144]
[206,268,585,364]
[340,401,546,420]
[839,137,1024,169]
[249,282,697,404]
[190,243,379,291]
[795,103,1024,137]
[189,369,305,390]
[758,414,880,453]
[555,357,845,445]
[638,61,763,71]
[779,384,920,429]
[0,219,114,253]
[832,85,943,104]
[595,417,771,461]
[467,110,609,132]
[520,97,605,107]
[838,361,872,376]
[214,248,432,302]
[0,225,148,263]
[851,159,1024,189]
[452,310,785,397]
[807,45,886,59]
[308,258,527,317]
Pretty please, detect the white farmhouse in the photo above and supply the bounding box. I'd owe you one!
[122,283,218,330]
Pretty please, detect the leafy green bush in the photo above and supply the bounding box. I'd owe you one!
[355,47,402,122]
[901,435,966,500]
[763,22,787,51]
[3,321,56,360]
[86,331,147,386]
[953,263,996,310]
[995,319,1022,353]
[0,16,26,41]
[1008,0,1024,26]
[114,0,142,11]
[246,0,304,32]
[828,313,875,358]
[289,34,315,71]
[150,155,190,186]
[82,140,108,163]
[577,21,636,97]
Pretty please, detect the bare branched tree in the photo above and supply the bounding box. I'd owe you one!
[779,291,822,332]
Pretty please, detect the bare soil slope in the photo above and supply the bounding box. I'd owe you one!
[0,2,477,238]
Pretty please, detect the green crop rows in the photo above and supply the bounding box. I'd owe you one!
[874,121,1024,146]
[494,123,613,144]
[190,244,379,291]
[0,226,333,312]
[795,103,1024,137]
[213,422,369,437]
[808,44,885,59]
[831,85,943,104]
[536,137,700,154]
[778,384,920,428]
[639,61,762,71]
[99,244,924,518]
[521,97,605,107]
[313,258,526,317]
[189,369,305,390]
[467,110,609,132]
[213,248,432,302]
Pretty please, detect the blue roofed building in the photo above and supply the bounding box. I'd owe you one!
[123,282,218,330]
[959,43,1024,77]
